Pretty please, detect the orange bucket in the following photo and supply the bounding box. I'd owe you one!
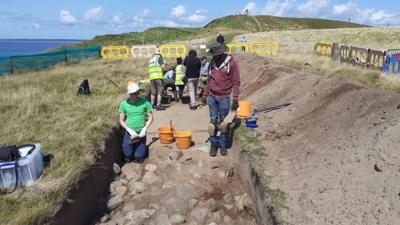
[174,131,192,149]
[157,126,175,144]
[236,100,252,118]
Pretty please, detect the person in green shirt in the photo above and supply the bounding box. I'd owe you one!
[119,83,153,162]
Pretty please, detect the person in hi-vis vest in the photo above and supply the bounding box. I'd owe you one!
[148,52,166,111]
[175,57,186,102]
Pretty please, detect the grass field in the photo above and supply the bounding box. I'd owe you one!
[73,15,365,48]
[0,15,395,225]
[0,58,147,225]
[205,15,365,32]
[233,28,400,54]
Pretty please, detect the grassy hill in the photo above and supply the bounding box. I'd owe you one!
[205,15,367,32]
[75,15,367,48]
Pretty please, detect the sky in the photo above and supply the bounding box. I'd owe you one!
[0,0,399,39]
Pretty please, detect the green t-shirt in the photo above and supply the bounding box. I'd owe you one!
[118,97,153,132]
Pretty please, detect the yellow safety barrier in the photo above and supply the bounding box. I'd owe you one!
[131,45,158,58]
[226,42,278,56]
[226,43,248,54]
[101,46,129,60]
[248,42,278,56]
[314,42,332,56]
[159,44,187,58]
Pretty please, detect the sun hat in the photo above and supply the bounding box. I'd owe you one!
[207,42,228,56]
[127,83,140,94]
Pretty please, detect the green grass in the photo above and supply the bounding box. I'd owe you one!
[234,125,287,224]
[74,27,223,48]
[206,15,366,32]
[73,15,366,48]
[0,58,147,225]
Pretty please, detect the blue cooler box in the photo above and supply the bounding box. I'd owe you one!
[0,143,43,189]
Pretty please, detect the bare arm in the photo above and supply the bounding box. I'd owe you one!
[144,112,153,129]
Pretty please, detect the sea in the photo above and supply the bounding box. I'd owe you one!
[0,39,85,58]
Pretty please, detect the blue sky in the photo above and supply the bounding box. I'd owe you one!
[0,0,398,39]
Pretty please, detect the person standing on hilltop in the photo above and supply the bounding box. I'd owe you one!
[216,33,225,44]
[203,43,240,157]
[184,49,201,110]
[119,83,153,163]
[148,52,166,111]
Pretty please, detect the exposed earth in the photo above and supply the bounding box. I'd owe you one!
[96,53,400,225]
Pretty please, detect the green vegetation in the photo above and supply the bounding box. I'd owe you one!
[206,15,366,32]
[0,58,147,225]
[74,15,366,48]
[234,125,288,224]
[74,27,222,48]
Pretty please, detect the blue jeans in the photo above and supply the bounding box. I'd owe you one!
[122,131,147,161]
[207,95,230,123]
[207,95,230,148]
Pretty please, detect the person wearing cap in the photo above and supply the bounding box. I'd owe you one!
[203,43,240,157]
[148,52,166,111]
[119,83,154,162]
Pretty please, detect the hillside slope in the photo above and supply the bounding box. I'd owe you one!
[205,15,366,32]
[76,15,367,47]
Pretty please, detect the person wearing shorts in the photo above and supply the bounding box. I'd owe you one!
[148,52,166,110]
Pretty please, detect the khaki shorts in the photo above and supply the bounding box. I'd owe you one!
[150,79,163,95]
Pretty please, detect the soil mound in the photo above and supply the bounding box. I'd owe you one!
[234,53,400,225]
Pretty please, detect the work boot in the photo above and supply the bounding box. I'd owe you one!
[220,147,227,156]
[209,145,218,157]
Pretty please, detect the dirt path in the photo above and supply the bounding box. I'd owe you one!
[97,103,256,225]
[250,16,263,32]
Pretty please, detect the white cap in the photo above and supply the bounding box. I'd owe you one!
[127,83,140,94]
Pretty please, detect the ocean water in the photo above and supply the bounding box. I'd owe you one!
[0,39,85,58]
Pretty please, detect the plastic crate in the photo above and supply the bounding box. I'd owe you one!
[0,143,43,189]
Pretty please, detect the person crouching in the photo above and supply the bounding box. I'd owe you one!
[119,83,154,163]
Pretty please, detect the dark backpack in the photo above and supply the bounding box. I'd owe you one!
[77,79,91,95]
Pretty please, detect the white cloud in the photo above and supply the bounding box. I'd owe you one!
[171,5,186,17]
[111,15,124,26]
[331,2,397,25]
[162,20,179,27]
[139,9,150,17]
[262,0,295,17]
[33,23,41,28]
[332,2,357,15]
[59,10,77,25]
[243,2,257,14]
[186,13,207,23]
[84,6,103,22]
[298,0,328,15]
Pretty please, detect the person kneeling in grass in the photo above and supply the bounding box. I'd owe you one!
[119,82,153,162]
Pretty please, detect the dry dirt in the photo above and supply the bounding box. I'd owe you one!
[97,53,400,225]
[236,53,400,225]
[97,103,257,225]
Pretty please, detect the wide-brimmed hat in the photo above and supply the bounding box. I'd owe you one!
[127,83,140,94]
[207,42,227,56]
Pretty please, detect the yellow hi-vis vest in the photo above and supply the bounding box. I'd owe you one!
[175,65,185,85]
[148,56,163,80]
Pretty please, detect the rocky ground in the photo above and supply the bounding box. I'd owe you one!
[95,53,400,225]
[96,103,256,225]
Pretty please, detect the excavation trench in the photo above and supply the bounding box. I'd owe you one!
[47,123,278,225]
